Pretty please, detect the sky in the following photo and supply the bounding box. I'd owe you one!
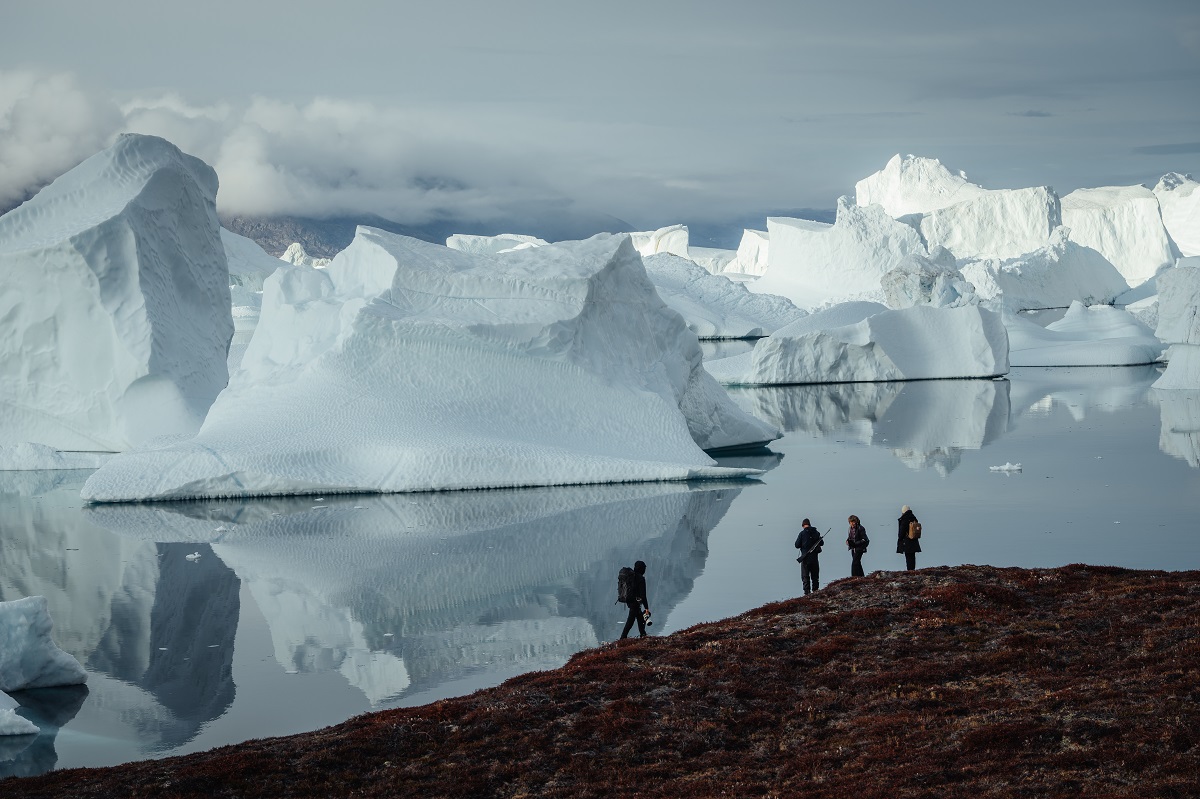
[1,0,1198,236]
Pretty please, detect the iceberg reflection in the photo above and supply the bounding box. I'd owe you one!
[728,379,1010,474]
[1154,389,1200,468]
[85,480,744,706]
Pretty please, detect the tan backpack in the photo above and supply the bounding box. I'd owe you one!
[908,520,922,540]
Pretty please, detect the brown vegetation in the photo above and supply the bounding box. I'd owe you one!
[5,564,1199,798]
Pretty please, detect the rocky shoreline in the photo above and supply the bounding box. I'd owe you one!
[5,564,1198,798]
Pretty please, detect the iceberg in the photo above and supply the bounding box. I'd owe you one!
[222,228,283,332]
[1153,257,1200,389]
[685,246,737,275]
[0,597,87,692]
[82,231,776,501]
[880,249,978,309]
[642,253,805,338]
[960,227,1131,312]
[855,154,990,217]
[910,185,1061,262]
[629,224,689,258]
[724,229,770,276]
[445,233,549,256]
[706,304,1008,385]
[0,691,38,737]
[0,133,232,452]
[752,198,926,309]
[1154,173,1199,257]
[1061,185,1174,286]
[1006,302,1165,367]
[280,242,332,267]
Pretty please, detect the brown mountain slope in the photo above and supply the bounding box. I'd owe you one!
[5,564,1198,798]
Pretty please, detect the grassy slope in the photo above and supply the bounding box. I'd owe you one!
[5,564,1198,798]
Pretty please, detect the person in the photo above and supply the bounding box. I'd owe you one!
[794,518,823,595]
[897,504,921,571]
[620,560,651,639]
[846,515,869,577]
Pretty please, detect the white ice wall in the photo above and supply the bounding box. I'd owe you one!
[1062,185,1174,286]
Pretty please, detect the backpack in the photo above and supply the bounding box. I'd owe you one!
[908,520,922,540]
[616,566,635,603]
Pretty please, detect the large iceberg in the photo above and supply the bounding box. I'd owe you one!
[0,133,232,451]
[629,224,689,258]
[82,230,777,501]
[723,228,769,276]
[910,186,1061,262]
[1153,257,1200,389]
[1154,173,1200,257]
[706,304,1008,385]
[751,198,926,309]
[1061,185,1174,286]
[960,227,1131,312]
[0,597,87,692]
[446,233,549,256]
[642,253,805,338]
[855,154,989,217]
[1006,302,1165,367]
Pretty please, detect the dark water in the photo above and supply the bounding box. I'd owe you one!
[1,365,1197,775]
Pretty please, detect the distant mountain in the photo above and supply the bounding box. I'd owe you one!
[221,208,636,258]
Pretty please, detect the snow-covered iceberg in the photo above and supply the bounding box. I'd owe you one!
[1061,185,1174,286]
[445,233,549,256]
[1153,257,1200,389]
[880,249,978,309]
[643,253,805,338]
[724,229,769,276]
[960,227,1131,311]
[855,154,989,217]
[223,228,283,331]
[1154,173,1199,257]
[82,231,777,501]
[1006,302,1165,367]
[0,133,232,452]
[0,597,88,692]
[629,224,689,258]
[911,185,1061,262]
[280,242,332,267]
[751,198,926,308]
[706,304,1008,385]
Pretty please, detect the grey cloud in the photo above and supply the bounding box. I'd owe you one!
[1133,142,1200,156]
[1010,110,1054,118]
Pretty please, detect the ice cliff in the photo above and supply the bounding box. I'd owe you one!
[0,133,232,451]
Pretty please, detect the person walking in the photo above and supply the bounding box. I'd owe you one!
[794,518,823,595]
[620,560,651,639]
[897,504,921,571]
[846,515,869,577]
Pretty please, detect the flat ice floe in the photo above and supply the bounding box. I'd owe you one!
[642,253,805,338]
[1006,302,1165,367]
[705,304,1008,385]
[0,133,232,452]
[82,231,777,501]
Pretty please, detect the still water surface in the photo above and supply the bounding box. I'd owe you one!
[1,365,1197,776]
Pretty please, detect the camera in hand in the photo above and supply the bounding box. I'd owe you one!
[642,608,653,627]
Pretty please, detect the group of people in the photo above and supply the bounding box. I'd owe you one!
[794,505,922,594]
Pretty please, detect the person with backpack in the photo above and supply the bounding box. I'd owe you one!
[897,504,921,571]
[618,560,651,639]
[846,515,869,577]
[794,518,823,595]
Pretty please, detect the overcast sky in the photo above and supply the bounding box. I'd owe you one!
[2,0,1198,233]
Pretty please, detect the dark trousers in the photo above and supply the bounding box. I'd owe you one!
[621,601,646,638]
[850,549,865,577]
[905,551,917,571]
[800,557,819,593]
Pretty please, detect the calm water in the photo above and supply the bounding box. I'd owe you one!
[2,365,1198,776]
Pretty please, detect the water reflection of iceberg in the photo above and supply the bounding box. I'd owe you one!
[1154,389,1200,468]
[1007,365,1159,422]
[0,685,87,779]
[0,472,239,763]
[85,481,743,706]
[729,379,1010,474]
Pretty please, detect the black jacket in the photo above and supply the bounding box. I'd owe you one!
[795,525,823,562]
[626,572,648,609]
[898,509,922,554]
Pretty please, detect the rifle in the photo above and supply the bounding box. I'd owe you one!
[796,528,830,564]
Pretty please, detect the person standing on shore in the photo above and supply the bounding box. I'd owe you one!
[846,515,869,577]
[897,505,921,571]
[794,518,823,595]
[619,560,651,639]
